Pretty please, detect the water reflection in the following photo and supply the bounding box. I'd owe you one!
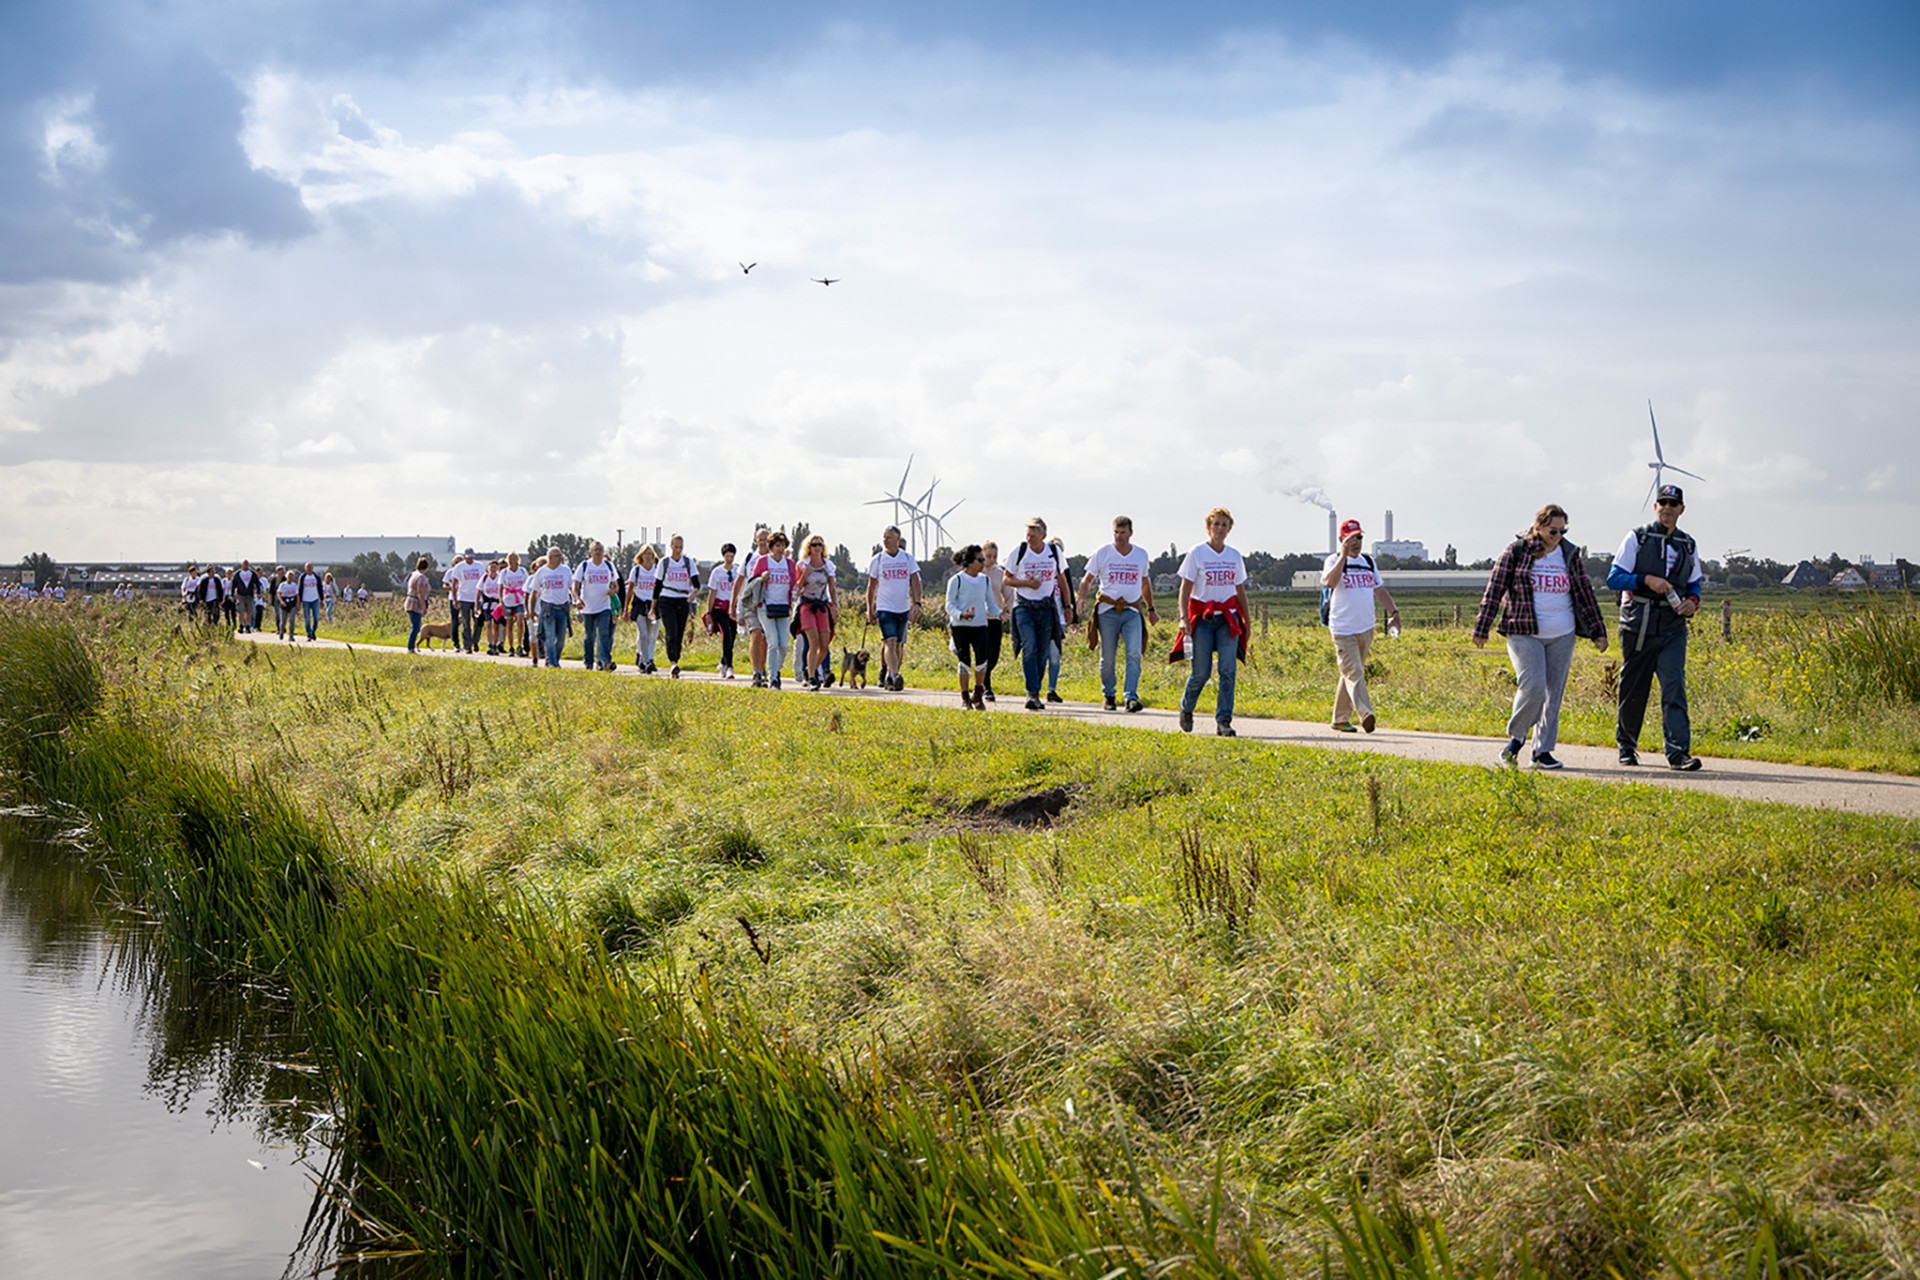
[0,821,353,1279]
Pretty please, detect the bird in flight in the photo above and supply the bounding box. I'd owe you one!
[812,277,840,286]
[739,262,756,274]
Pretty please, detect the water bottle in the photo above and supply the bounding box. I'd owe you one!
[1664,588,1686,611]
[1387,617,1400,639]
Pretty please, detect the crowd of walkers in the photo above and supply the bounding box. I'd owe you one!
[19,490,1707,764]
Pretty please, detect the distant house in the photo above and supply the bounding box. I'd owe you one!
[1152,573,1180,594]
[1830,568,1867,591]
[1781,561,1828,589]
[1871,564,1904,590]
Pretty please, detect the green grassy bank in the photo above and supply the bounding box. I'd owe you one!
[309,590,1920,774]
[6,604,1919,1275]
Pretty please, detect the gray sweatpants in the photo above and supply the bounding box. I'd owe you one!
[1505,631,1577,752]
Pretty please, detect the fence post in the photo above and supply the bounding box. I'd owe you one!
[1721,598,1732,641]
[1261,606,1269,640]
[1452,603,1461,627]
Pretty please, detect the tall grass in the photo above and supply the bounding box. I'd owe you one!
[0,606,1483,1278]
[1822,596,1920,704]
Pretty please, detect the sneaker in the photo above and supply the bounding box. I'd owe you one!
[983,690,996,703]
[1025,697,1043,711]
[894,674,906,692]
[770,675,782,690]
[1331,721,1358,733]
[1619,748,1639,766]
[1500,740,1521,766]
[1126,698,1142,713]
[1361,712,1376,734]
[752,672,766,688]
[671,664,681,679]
[1104,696,1117,711]
[1046,690,1063,703]
[1668,754,1703,772]
[1179,709,1193,732]
[1216,722,1236,737]
[1531,752,1564,771]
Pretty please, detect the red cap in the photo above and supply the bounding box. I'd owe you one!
[1339,519,1363,539]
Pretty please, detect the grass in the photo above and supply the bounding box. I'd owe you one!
[309,589,1920,774]
[7,601,1920,1275]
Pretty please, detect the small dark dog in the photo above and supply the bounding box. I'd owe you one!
[839,647,870,689]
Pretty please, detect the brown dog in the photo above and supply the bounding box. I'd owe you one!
[839,647,870,689]
[418,621,455,650]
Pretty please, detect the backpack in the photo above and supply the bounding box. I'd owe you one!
[1320,554,1376,626]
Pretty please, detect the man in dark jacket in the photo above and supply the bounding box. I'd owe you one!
[1607,484,1702,770]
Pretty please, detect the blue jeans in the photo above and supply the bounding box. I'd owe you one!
[302,599,320,638]
[542,604,571,667]
[1097,608,1143,701]
[582,610,613,668]
[1013,602,1055,697]
[634,612,657,666]
[763,610,792,680]
[1181,614,1239,725]
[1617,623,1690,759]
[407,610,423,652]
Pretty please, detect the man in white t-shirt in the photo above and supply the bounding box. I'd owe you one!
[1078,515,1159,712]
[498,553,530,657]
[1003,517,1068,711]
[571,541,621,672]
[298,562,325,640]
[528,548,573,668]
[452,549,488,653]
[864,526,922,692]
[1176,508,1252,735]
[1320,518,1400,733]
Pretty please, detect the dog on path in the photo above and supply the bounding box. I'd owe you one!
[418,621,455,650]
[839,647,870,689]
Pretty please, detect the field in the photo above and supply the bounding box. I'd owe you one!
[315,587,1920,774]
[4,601,1917,1276]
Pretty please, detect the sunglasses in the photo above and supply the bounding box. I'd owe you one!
[1656,499,1682,508]
[1545,525,1568,534]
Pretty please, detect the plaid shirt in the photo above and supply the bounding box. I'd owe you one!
[1472,535,1606,641]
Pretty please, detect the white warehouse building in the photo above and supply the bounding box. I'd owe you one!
[275,534,458,566]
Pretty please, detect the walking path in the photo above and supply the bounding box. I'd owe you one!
[298,637,1920,822]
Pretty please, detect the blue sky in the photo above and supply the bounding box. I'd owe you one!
[3,0,1918,565]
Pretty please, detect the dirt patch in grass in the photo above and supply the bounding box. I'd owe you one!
[962,785,1076,829]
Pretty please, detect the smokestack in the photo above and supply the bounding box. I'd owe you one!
[1328,510,1338,554]
[1385,510,1394,543]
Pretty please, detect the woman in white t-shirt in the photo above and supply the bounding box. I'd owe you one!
[980,542,1011,703]
[1471,503,1608,769]
[944,544,994,709]
[498,553,530,657]
[627,546,660,673]
[746,531,797,689]
[1175,508,1252,736]
[703,543,740,679]
[1321,518,1399,734]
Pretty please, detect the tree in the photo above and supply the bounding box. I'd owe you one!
[1444,544,1458,567]
[348,552,396,592]
[832,544,860,590]
[19,551,57,590]
[527,532,594,565]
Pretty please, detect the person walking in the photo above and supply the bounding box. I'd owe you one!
[195,565,228,628]
[275,570,299,640]
[529,548,573,668]
[736,527,773,684]
[452,549,487,652]
[230,561,261,634]
[704,543,740,678]
[747,532,797,689]
[864,526,922,691]
[627,545,660,673]
[499,552,529,657]
[573,541,620,671]
[1609,485,1703,770]
[404,556,433,652]
[944,545,994,710]
[1079,516,1158,712]
[1004,518,1067,711]
[1472,504,1608,769]
[1044,536,1077,703]
[181,565,201,622]
[654,535,701,678]
[322,572,338,623]
[1322,518,1399,733]
[1176,508,1252,736]
[297,562,325,640]
[980,541,1010,703]
[796,535,838,689]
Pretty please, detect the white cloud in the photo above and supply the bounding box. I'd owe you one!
[8,35,1920,562]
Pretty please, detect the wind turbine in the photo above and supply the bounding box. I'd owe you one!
[864,457,966,560]
[1643,400,1705,508]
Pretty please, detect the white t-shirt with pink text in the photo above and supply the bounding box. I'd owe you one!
[1180,543,1248,605]
[1088,544,1150,612]
[1529,545,1575,638]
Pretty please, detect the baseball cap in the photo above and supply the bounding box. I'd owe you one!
[1339,519,1364,539]
[1656,485,1684,503]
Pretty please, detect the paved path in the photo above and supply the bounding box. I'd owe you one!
[294,636,1920,822]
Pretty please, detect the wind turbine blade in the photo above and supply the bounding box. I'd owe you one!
[939,499,964,520]
[898,456,913,498]
[1642,477,1659,511]
[1666,465,1706,482]
[1648,401,1666,463]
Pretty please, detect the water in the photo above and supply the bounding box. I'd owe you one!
[0,824,333,1279]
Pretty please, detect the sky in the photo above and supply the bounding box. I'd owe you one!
[3,0,1918,568]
